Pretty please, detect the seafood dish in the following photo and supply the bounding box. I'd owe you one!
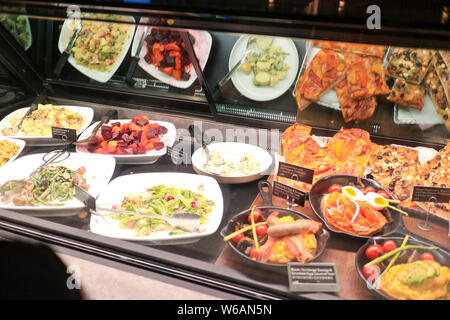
[321,183,393,236]
[106,184,215,237]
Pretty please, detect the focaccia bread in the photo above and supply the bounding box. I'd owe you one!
[369,144,420,207]
[313,40,386,58]
[294,49,346,110]
[434,52,450,105]
[387,79,426,110]
[414,142,450,221]
[385,47,434,84]
[423,66,450,131]
[343,52,389,100]
[334,78,378,122]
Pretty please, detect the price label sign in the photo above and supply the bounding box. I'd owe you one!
[277,161,314,185]
[52,127,77,142]
[412,186,450,203]
[273,180,307,207]
[287,263,340,292]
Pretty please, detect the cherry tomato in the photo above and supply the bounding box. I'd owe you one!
[248,208,262,224]
[231,233,244,243]
[362,265,380,281]
[365,244,383,260]
[377,190,391,199]
[382,240,397,253]
[249,247,258,259]
[363,186,376,194]
[255,224,268,236]
[420,252,435,261]
[328,184,342,194]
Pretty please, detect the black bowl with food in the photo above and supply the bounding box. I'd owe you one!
[220,205,330,273]
[309,175,403,239]
[355,234,450,300]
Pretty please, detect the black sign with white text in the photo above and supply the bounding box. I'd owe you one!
[272,181,306,207]
[412,186,450,203]
[287,263,340,292]
[52,126,77,142]
[277,161,314,185]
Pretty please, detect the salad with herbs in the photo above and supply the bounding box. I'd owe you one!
[111,184,215,236]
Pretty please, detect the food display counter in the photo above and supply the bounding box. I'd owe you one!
[0,1,448,300]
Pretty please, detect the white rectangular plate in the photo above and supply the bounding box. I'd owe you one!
[0,152,116,211]
[76,119,176,164]
[90,172,224,245]
[58,15,136,83]
[0,105,94,146]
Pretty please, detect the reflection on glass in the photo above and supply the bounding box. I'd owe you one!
[0,12,32,51]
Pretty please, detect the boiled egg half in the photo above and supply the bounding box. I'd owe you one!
[342,186,365,201]
[365,192,389,210]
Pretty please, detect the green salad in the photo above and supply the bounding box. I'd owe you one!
[112,185,215,237]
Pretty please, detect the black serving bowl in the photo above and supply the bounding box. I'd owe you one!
[220,206,330,274]
[309,175,403,239]
[355,234,450,300]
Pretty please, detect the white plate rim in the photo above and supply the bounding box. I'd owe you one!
[229,35,299,102]
[90,172,224,241]
[58,15,136,83]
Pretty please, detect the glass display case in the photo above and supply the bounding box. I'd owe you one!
[0,1,448,300]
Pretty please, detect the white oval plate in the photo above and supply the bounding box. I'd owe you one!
[90,172,224,245]
[0,105,94,146]
[192,142,273,184]
[0,137,26,171]
[229,35,299,101]
[76,119,176,164]
[0,152,116,211]
[132,17,212,89]
[58,15,136,83]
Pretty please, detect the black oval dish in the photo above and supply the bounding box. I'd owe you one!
[309,175,403,239]
[355,233,450,300]
[220,180,330,273]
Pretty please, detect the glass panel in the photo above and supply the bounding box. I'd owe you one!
[13,7,211,114]
[0,60,30,110]
[208,34,450,144]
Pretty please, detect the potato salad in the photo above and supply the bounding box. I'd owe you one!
[239,37,290,87]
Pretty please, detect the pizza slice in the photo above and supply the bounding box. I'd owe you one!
[279,123,337,191]
[434,52,450,105]
[313,40,386,58]
[326,127,373,177]
[423,67,450,131]
[385,47,434,84]
[414,142,450,221]
[368,144,420,207]
[334,78,378,122]
[344,52,389,100]
[386,79,426,110]
[294,49,346,110]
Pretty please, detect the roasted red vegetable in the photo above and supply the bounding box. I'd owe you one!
[89,115,168,155]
